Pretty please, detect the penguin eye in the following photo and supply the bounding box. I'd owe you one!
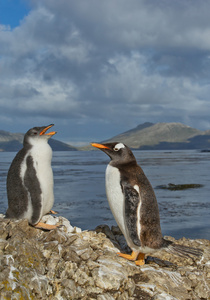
[113,143,125,151]
[114,147,120,151]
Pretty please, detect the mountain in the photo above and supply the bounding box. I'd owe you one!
[0,130,77,152]
[1,123,210,151]
[103,122,210,150]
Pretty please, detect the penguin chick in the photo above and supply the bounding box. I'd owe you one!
[91,142,203,266]
[6,124,58,230]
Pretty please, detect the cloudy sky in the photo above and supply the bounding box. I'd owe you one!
[1,0,210,145]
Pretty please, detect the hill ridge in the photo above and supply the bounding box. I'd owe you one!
[1,122,210,151]
[0,130,77,152]
[104,122,209,150]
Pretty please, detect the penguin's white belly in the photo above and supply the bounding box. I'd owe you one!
[105,164,141,251]
[105,165,126,235]
[36,160,54,215]
[30,144,54,216]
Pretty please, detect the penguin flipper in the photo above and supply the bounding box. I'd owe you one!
[123,184,141,247]
[24,155,42,225]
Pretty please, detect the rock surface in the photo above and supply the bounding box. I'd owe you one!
[0,215,209,300]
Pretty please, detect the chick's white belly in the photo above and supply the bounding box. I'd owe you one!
[36,163,54,215]
[105,165,126,235]
[30,144,54,216]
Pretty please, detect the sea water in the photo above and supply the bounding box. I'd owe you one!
[0,150,209,239]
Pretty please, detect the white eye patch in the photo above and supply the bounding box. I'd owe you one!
[113,143,125,151]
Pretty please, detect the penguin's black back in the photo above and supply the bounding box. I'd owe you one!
[6,147,29,218]
[118,161,163,249]
[6,144,42,224]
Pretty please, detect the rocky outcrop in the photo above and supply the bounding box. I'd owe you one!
[0,215,209,299]
[155,183,204,191]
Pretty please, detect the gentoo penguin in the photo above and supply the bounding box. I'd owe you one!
[91,142,202,265]
[6,124,58,230]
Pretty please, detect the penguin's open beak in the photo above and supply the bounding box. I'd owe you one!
[40,124,57,136]
[91,143,110,149]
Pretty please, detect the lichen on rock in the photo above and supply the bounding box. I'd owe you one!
[0,215,209,299]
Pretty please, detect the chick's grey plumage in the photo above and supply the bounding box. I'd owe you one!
[91,142,203,265]
[6,145,42,224]
[6,125,57,229]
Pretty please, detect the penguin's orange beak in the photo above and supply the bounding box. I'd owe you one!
[40,124,57,136]
[91,143,110,149]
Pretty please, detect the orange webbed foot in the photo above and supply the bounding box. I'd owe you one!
[117,251,145,266]
[117,251,139,261]
[33,222,61,231]
[48,210,58,215]
[135,253,145,266]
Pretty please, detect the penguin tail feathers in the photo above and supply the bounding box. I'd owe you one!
[166,242,203,259]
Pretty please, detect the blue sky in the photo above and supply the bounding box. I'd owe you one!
[1,0,210,146]
[0,0,30,28]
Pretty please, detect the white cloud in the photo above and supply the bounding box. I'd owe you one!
[1,0,210,139]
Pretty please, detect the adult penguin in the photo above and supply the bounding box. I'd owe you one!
[91,142,202,265]
[6,124,58,230]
